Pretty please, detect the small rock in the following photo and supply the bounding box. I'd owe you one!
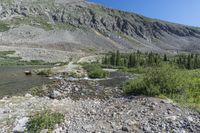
[165,115,177,121]
[82,124,94,132]
[40,129,48,133]
[13,117,29,133]
[160,99,173,104]
[187,116,193,122]
[143,126,151,132]
[125,120,136,126]
[121,126,129,132]
[50,90,62,99]
[149,105,155,110]
[3,109,11,114]
[25,93,32,98]
[75,87,79,91]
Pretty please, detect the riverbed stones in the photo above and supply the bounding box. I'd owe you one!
[0,77,200,133]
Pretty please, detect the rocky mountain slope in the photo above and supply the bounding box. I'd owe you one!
[0,0,200,61]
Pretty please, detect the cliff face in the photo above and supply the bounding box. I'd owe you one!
[1,0,200,54]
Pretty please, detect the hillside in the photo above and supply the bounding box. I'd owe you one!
[0,0,200,61]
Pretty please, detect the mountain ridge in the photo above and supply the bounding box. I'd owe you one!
[0,0,200,61]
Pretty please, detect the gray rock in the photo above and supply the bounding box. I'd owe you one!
[143,126,151,132]
[165,116,178,121]
[50,90,62,99]
[160,99,173,104]
[13,117,29,133]
[121,126,129,132]
[82,124,94,132]
[187,116,193,122]
[40,129,48,133]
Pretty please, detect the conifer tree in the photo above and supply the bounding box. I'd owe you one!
[164,54,168,61]
[110,52,116,66]
[116,50,120,66]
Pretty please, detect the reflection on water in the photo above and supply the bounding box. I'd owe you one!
[0,66,51,98]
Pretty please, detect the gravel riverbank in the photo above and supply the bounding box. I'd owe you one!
[0,93,199,133]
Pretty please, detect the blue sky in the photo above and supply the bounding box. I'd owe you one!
[88,0,200,27]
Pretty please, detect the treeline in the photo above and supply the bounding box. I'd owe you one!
[103,50,163,68]
[176,54,200,69]
[102,50,200,70]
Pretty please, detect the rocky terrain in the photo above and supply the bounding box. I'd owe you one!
[0,0,200,133]
[0,69,199,132]
[0,71,200,133]
[0,0,200,61]
[0,91,199,132]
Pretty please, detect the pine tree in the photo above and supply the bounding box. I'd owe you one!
[116,50,120,66]
[123,58,128,67]
[104,55,108,65]
[164,54,168,61]
[110,52,116,66]
[128,54,132,67]
[187,55,192,69]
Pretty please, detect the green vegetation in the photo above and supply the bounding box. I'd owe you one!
[0,51,53,66]
[123,65,200,111]
[123,65,185,96]
[82,63,109,79]
[54,22,76,31]
[35,69,53,77]
[30,85,47,96]
[103,50,200,70]
[102,51,200,111]
[0,22,10,32]
[26,111,64,133]
[67,71,81,78]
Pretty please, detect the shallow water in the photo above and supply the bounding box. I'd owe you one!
[0,66,52,98]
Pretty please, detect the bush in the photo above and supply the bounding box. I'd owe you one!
[88,68,108,78]
[26,111,64,133]
[82,63,109,79]
[123,64,200,111]
[36,69,52,77]
[30,85,47,96]
[123,64,186,96]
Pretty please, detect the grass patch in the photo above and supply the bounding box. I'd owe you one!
[30,85,47,96]
[54,22,76,31]
[0,22,10,32]
[26,111,64,133]
[0,51,54,66]
[82,63,109,79]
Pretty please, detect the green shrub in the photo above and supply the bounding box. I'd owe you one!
[26,111,64,133]
[82,63,109,79]
[123,64,200,111]
[30,85,47,96]
[88,68,108,78]
[36,69,52,77]
[68,71,78,78]
[123,64,186,96]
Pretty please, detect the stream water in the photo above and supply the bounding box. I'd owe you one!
[0,66,52,98]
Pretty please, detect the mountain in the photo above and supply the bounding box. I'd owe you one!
[0,0,200,61]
